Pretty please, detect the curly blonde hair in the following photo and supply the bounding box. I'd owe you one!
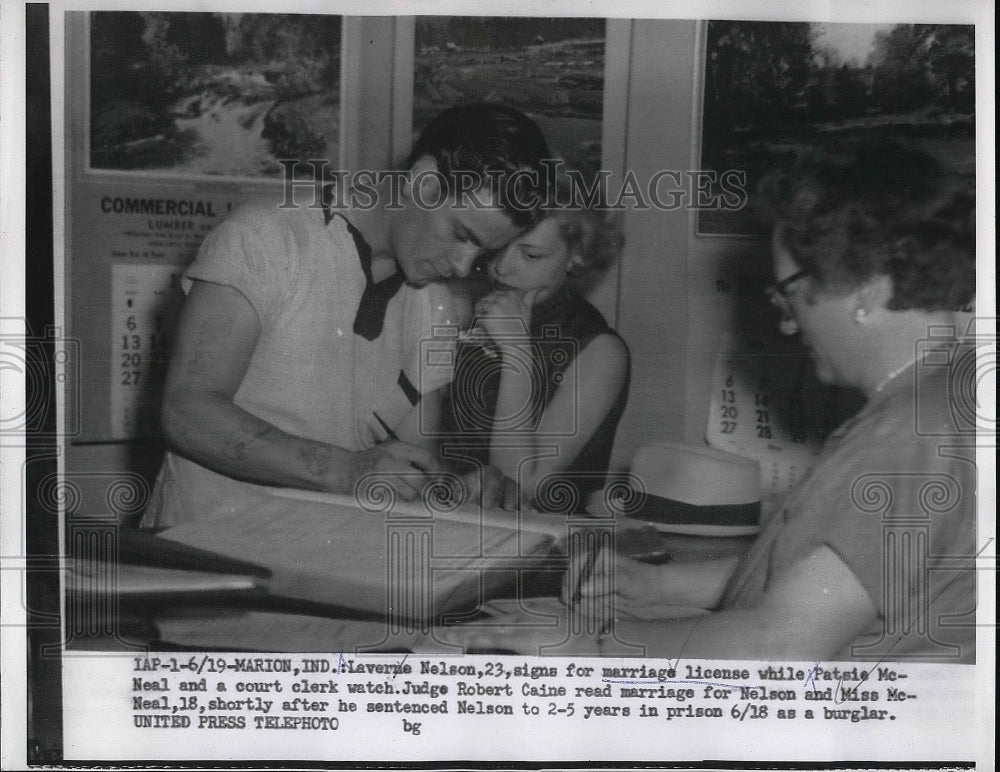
[547,196,625,278]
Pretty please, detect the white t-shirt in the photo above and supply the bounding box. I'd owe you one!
[142,199,457,527]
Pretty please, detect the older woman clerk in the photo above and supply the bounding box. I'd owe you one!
[442,142,977,662]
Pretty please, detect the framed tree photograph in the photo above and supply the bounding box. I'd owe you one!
[698,21,975,235]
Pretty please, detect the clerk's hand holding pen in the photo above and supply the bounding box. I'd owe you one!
[561,547,664,612]
[563,545,740,618]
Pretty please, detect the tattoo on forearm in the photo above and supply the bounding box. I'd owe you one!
[224,419,276,462]
[300,445,334,478]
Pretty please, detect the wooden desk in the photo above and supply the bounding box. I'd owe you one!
[65,528,753,653]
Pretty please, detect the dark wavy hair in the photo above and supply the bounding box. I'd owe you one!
[757,141,975,312]
[409,104,551,228]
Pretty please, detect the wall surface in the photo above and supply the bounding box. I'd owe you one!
[65,15,745,493]
[607,20,700,468]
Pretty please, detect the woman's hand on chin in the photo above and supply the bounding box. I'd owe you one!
[474,288,541,339]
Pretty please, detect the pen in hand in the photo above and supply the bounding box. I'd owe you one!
[569,535,614,643]
[372,411,456,503]
[372,411,399,442]
[373,409,432,473]
[570,533,602,606]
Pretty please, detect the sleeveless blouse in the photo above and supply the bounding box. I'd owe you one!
[441,284,630,513]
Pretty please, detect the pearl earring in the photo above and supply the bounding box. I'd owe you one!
[853,308,867,324]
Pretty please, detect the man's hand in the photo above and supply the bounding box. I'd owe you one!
[348,441,445,502]
[450,463,521,511]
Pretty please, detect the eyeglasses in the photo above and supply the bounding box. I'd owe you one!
[764,269,808,320]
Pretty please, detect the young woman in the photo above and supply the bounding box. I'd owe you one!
[441,206,629,513]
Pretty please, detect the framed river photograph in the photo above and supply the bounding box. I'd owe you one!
[87,11,341,180]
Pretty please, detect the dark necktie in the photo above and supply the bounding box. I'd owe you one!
[323,185,404,341]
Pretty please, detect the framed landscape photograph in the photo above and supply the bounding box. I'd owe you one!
[698,21,975,235]
[88,11,341,180]
[414,17,606,174]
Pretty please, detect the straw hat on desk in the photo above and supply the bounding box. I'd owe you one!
[593,441,762,536]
